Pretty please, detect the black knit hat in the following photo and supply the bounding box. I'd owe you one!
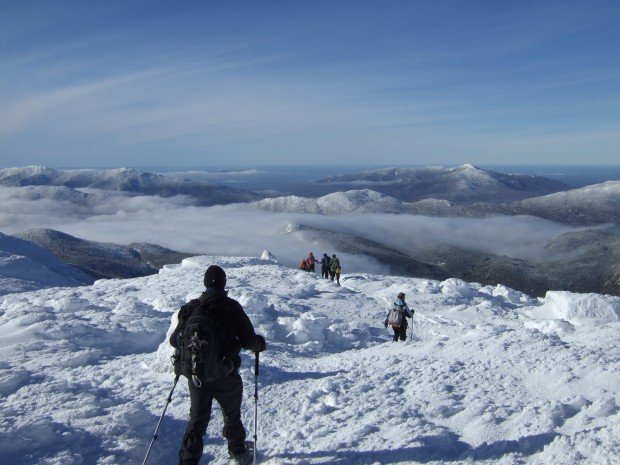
[204,265,226,289]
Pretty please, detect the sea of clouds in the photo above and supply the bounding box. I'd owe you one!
[0,186,588,273]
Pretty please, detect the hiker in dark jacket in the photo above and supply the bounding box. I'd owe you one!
[171,265,266,465]
[384,292,413,341]
[319,253,330,279]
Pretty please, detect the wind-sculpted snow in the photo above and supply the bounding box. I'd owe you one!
[0,254,618,464]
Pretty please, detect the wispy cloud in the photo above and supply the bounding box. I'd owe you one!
[0,1,618,166]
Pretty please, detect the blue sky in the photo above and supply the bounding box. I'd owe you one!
[1,0,619,168]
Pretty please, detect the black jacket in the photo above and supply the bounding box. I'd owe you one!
[170,289,263,369]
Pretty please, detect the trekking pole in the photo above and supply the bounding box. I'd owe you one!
[253,351,259,465]
[142,374,180,465]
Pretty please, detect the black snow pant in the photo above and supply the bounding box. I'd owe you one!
[392,319,408,341]
[178,371,246,465]
[321,266,329,279]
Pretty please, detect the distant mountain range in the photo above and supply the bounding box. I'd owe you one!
[255,189,411,215]
[0,166,263,206]
[2,165,615,226]
[315,164,572,203]
[1,164,617,296]
[254,181,620,226]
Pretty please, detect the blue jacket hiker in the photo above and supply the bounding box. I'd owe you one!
[384,292,414,341]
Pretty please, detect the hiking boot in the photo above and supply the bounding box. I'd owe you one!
[229,441,254,464]
[229,449,252,465]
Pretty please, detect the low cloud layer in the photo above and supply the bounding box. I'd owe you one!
[0,187,586,275]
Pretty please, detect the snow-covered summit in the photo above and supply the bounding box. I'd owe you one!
[0,254,617,464]
[0,165,59,186]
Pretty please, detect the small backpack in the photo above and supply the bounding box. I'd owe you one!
[172,301,232,387]
[386,306,404,328]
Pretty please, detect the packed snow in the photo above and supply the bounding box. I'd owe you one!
[0,254,618,464]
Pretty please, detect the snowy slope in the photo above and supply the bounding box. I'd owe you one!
[0,254,618,465]
[14,229,158,280]
[516,181,620,225]
[0,232,92,295]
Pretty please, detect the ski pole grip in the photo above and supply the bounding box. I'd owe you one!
[255,351,259,376]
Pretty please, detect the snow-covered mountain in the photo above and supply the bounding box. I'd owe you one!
[515,181,620,225]
[0,232,91,295]
[13,229,173,280]
[0,254,618,464]
[316,164,571,203]
[254,189,413,214]
[542,226,620,295]
[0,166,263,206]
[253,181,619,226]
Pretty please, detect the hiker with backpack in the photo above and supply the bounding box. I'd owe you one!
[170,265,266,465]
[329,254,341,285]
[306,252,317,272]
[319,253,331,279]
[384,292,414,341]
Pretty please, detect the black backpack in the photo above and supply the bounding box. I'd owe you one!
[172,301,233,387]
[386,306,404,328]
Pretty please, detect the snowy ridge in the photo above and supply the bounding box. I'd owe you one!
[253,189,410,214]
[0,166,262,206]
[0,254,618,464]
[252,183,618,226]
[516,181,620,224]
[317,164,570,203]
[14,229,158,280]
[0,232,91,295]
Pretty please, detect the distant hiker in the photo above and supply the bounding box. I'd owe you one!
[384,292,414,342]
[330,254,341,285]
[170,265,266,465]
[306,252,317,272]
[319,253,331,279]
